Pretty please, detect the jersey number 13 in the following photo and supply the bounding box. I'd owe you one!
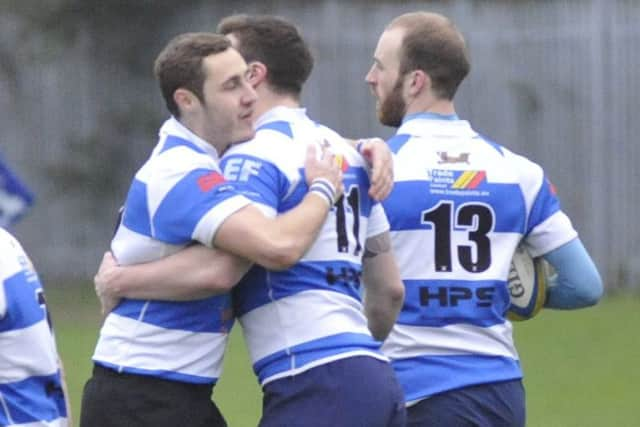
[422,200,494,273]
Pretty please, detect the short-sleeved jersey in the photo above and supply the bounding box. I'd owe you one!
[221,107,390,386]
[381,113,577,404]
[0,228,68,427]
[92,118,251,384]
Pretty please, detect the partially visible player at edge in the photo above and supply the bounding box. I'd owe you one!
[365,11,603,427]
[79,32,344,427]
[94,15,407,427]
[0,227,71,427]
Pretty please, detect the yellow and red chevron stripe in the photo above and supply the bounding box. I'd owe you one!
[334,154,350,172]
[452,171,486,189]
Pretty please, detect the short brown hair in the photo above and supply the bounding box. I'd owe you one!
[153,32,231,117]
[388,12,470,100]
[217,15,313,97]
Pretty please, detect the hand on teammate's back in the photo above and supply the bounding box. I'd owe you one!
[357,138,394,201]
[304,143,344,200]
[94,251,121,316]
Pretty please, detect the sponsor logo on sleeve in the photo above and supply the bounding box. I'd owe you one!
[197,171,226,192]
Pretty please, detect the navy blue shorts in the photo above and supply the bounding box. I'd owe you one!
[407,379,525,427]
[260,356,406,427]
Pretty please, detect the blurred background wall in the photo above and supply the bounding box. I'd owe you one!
[1,0,638,289]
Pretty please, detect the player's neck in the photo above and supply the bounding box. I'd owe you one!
[252,90,301,121]
[406,96,456,117]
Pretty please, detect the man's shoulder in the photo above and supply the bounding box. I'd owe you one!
[0,228,20,260]
[225,135,294,162]
[137,140,218,181]
[0,229,27,291]
[226,128,305,167]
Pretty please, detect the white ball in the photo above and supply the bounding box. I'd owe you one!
[507,244,549,321]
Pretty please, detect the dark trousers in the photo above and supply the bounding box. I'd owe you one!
[80,364,227,427]
[407,379,525,427]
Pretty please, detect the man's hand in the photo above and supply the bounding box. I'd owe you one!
[94,251,121,316]
[350,137,394,201]
[304,143,344,203]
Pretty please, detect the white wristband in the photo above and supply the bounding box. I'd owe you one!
[309,177,337,207]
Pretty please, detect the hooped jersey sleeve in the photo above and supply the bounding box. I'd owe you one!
[222,130,304,216]
[113,138,252,265]
[221,152,286,215]
[506,149,577,257]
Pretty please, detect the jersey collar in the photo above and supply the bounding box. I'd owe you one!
[158,117,220,161]
[402,112,460,123]
[255,106,307,129]
[397,112,477,139]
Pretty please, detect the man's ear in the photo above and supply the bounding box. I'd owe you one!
[173,88,199,113]
[247,61,267,87]
[407,70,430,97]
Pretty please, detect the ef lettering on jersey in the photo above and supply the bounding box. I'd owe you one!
[197,171,226,192]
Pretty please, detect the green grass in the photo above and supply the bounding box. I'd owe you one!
[47,284,639,427]
[515,295,640,427]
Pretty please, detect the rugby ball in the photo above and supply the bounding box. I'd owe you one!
[506,245,548,321]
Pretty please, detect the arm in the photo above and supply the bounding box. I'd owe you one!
[57,357,72,427]
[361,231,405,341]
[95,145,342,309]
[345,137,394,201]
[213,144,343,270]
[96,190,334,305]
[94,246,251,311]
[542,238,603,309]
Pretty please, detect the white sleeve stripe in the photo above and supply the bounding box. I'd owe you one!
[367,203,390,238]
[525,211,578,257]
[192,195,253,247]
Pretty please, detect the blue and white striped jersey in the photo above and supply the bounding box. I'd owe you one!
[0,228,68,427]
[381,113,578,405]
[92,118,251,384]
[221,107,390,385]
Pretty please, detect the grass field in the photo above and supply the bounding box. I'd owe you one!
[48,284,639,427]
